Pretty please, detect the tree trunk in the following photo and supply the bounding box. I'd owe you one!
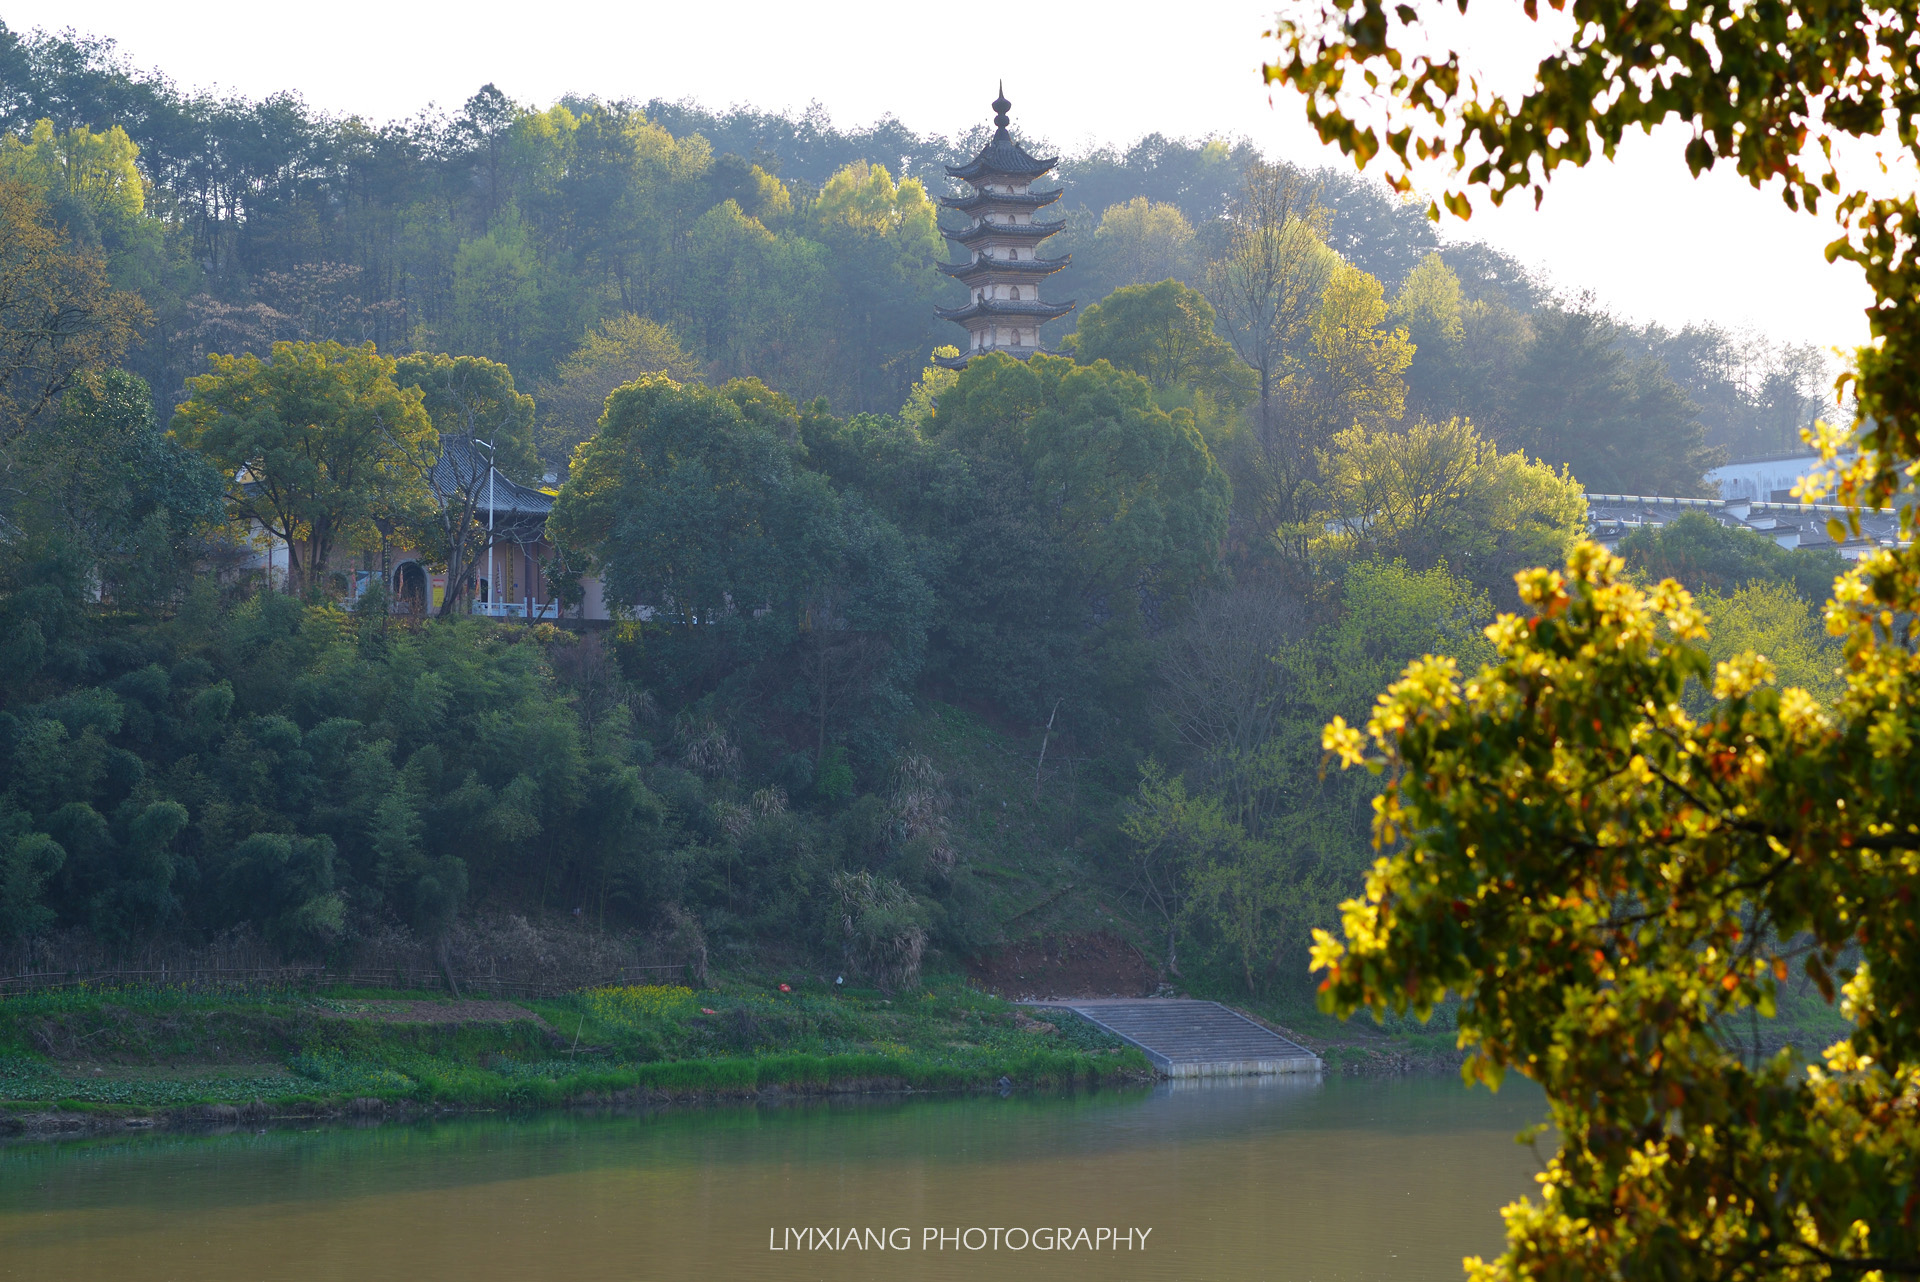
[1258,360,1273,445]
[1034,698,1061,801]
[298,521,336,599]
[816,628,829,767]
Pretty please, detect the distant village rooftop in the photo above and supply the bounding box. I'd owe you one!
[1585,492,1909,559]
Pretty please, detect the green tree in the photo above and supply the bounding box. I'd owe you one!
[0,118,160,285]
[897,348,959,431]
[8,369,224,611]
[1274,0,1920,1272]
[1696,579,1843,705]
[941,352,1231,619]
[0,115,182,316]
[535,314,702,472]
[1078,197,1200,298]
[1119,762,1230,976]
[1259,256,1415,560]
[787,482,934,767]
[551,374,930,761]
[171,340,437,596]
[807,162,945,411]
[395,352,535,481]
[447,210,545,367]
[1149,558,1493,990]
[1204,161,1333,443]
[1024,357,1232,615]
[1066,280,1253,408]
[1508,306,1717,495]
[0,175,144,444]
[1316,418,1587,599]
[550,375,807,625]
[0,806,63,942]
[676,199,828,399]
[1392,254,1468,420]
[917,352,1230,733]
[1287,259,1413,441]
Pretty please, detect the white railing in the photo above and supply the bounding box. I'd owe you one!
[470,600,561,620]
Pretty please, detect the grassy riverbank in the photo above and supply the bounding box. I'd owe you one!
[0,973,1148,1129]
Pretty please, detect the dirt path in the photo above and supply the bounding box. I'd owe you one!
[966,931,1161,999]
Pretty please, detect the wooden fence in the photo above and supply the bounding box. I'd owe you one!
[0,962,687,998]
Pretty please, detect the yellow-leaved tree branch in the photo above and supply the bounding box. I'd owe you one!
[1271,0,1920,1278]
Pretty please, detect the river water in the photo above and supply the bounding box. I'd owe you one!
[0,1074,1548,1282]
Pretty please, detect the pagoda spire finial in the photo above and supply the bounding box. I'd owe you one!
[992,83,1012,137]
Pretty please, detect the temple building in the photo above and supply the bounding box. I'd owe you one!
[934,86,1073,369]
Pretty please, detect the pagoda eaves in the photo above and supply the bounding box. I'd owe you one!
[942,218,1069,249]
[934,297,1075,323]
[938,187,1062,216]
[936,253,1070,282]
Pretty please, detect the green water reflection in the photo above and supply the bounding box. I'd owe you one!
[0,1074,1548,1281]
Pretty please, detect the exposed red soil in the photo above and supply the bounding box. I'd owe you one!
[966,932,1161,1000]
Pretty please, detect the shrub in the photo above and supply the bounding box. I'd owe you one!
[828,869,927,991]
[582,983,696,1026]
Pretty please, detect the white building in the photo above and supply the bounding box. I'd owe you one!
[1703,453,1853,502]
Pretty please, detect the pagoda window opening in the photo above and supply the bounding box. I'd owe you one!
[1011,287,1021,301]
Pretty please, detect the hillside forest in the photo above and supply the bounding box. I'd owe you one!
[0,24,1853,998]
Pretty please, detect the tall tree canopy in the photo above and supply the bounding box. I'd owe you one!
[0,174,143,443]
[934,352,1231,621]
[1315,417,1587,598]
[550,374,932,760]
[171,341,437,595]
[535,314,702,472]
[1066,280,1253,409]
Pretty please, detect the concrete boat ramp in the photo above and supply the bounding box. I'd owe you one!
[1025,998,1321,1078]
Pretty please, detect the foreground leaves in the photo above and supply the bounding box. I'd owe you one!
[1320,543,1920,1281]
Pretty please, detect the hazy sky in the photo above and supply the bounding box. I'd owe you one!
[19,0,1878,360]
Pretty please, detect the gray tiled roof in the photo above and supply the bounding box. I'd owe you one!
[946,131,1058,181]
[939,187,1062,215]
[942,217,1068,247]
[937,253,1071,280]
[430,435,554,520]
[934,297,1076,323]
[1585,492,1909,559]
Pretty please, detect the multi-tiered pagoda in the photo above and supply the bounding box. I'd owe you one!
[933,87,1073,369]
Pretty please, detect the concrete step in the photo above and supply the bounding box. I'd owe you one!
[1025,998,1321,1078]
